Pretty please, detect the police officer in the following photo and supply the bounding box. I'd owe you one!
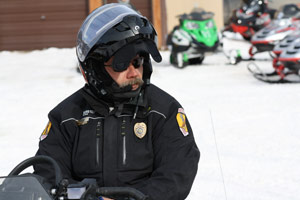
[34,3,200,200]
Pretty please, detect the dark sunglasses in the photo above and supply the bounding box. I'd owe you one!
[104,56,144,72]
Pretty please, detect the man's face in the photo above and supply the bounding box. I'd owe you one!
[105,55,144,91]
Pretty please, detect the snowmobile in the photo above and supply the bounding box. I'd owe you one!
[247,35,300,83]
[224,0,272,41]
[167,7,219,68]
[249,18,300,57]
[0,155,149,200]
[249,4,300,57]
[223,3,300,65]
[221,0,273,64]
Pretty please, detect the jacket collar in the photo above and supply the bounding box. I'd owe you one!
[80,85,148,118]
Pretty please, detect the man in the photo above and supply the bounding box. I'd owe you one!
[34,3,200,200]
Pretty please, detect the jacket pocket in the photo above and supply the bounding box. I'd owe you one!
[119,118,154,171]
[73,119,103,176]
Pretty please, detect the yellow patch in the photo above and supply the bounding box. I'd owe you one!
[40,121,52,141]
[176,108,189,136]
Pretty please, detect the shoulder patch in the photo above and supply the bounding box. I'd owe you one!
[40,121,52,141]
[176,108,189,136]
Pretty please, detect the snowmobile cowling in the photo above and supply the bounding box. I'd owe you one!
[0,156,149,200]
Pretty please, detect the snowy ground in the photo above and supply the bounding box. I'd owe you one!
[1,47,300,200]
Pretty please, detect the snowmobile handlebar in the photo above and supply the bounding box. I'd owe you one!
[6,156,149,200]
[81,185,149,200]
[8,155,63,187]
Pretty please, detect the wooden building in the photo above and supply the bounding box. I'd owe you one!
[0,0,167,51]
[2,0,299,51]
[0,0,87,51]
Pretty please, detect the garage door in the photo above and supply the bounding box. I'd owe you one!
[0,0,87,51]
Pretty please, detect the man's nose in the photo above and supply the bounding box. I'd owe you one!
[127,64,139,78]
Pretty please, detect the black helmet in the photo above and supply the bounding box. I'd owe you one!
[76,3,162,101]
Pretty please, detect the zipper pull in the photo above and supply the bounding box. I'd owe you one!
[121,118,126,165]
[96,121,101,137]
[96,121,102,166]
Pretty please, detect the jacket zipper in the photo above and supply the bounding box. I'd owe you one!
[96,121,101,166]
[121,118,126,165]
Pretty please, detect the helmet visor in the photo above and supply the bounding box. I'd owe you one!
[111,39,162,72]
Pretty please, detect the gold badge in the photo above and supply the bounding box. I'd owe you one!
[176,108,189,136]
[40,121,52,141]
[134,122,147,139]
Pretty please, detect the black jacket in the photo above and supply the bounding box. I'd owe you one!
[34,84,200,200]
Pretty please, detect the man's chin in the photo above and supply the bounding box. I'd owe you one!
[131,84,139,91]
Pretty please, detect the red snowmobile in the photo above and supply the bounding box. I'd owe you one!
[224,0,272,40]
[248,31,300,83]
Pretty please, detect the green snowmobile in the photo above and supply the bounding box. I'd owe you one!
[167,8,219,68]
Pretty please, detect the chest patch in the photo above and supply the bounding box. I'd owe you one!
[134,122,147,139]
[76,117,90,126]
[176,108,189,136]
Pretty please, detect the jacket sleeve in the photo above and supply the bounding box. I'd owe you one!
[33,110,77,184]
[135,104,200,200]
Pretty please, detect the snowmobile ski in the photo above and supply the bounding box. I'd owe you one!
[247,62,300,83]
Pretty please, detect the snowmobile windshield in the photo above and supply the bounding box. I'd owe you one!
[0,176,52,200]
[77,3,143,62]
[182,19,218,47]
[190,11,214,21]
[178,10,214,21]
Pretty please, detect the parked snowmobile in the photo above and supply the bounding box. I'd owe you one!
[224,0,272,41]
[0,156,149,200]
[249,4,300,57]
[167,8,219,68]
[249,18,300,57]
[223,3,300,65]
[248,36,300,83]
[221,0,272,64]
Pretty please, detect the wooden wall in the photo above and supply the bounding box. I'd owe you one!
[0,0,87,51]
[0,0,167,51]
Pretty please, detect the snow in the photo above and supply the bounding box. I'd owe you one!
[1,47,300,200]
